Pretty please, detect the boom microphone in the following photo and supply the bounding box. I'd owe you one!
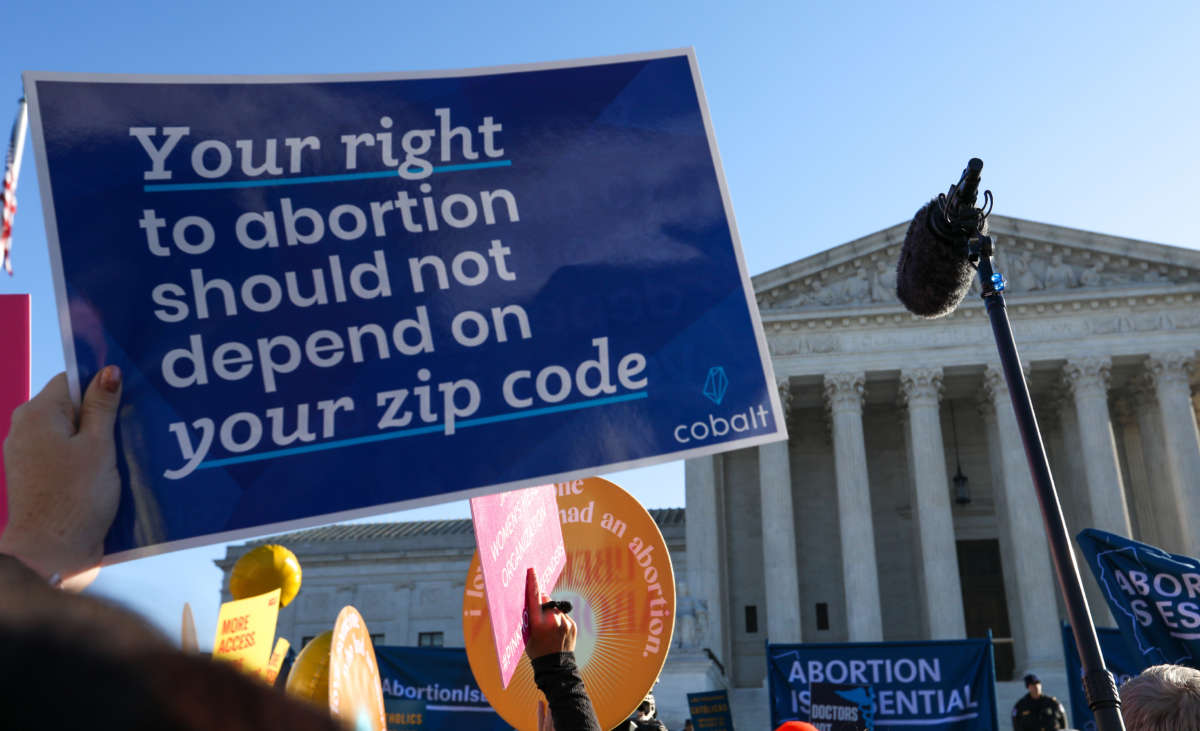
[895,158,987,318]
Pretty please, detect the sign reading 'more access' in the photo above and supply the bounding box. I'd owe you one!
[24,49,784,558]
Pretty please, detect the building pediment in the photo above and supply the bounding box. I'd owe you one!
[753,215,1200,316]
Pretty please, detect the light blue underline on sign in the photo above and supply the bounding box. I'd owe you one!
[143,160,512,192]
[195,390,648,471]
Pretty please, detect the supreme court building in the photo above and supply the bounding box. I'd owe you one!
[685,214,1200,724]
[220,216,1200,729]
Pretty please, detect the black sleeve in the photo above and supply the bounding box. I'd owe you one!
[1055,699,1067,729]
[532,652,601,731]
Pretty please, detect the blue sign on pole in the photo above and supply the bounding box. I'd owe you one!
[687,689,735,730]
[24,50,784,558]
[1060,624,1142,731]
[767,639,998,730]
[375,646,508,731]
[1076,528,1200,668]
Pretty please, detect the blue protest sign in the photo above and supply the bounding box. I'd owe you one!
[375,646,507,731]
[767,639,998,730]
[1076,528,1200,668]
[687,689,735,730]
[24,50,784,558]
[1060,624,1142,731]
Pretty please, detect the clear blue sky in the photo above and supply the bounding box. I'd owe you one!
[2,1,1198,644]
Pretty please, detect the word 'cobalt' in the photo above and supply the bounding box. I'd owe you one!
[25,50,783,556]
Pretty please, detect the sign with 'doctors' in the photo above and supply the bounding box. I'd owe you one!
[25,49,784,558]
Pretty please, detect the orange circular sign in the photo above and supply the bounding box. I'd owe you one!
[463,477,676,731]
[329,606,387,731]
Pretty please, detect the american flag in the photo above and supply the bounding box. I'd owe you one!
[1,98,29,275]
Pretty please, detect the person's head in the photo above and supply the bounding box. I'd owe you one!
[0,624,343,731]
[1023,673,1043,698]
[636,700,653,719]
[1120,664,1200,731]
[683,720,694,730]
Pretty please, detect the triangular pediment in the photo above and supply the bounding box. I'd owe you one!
[753,215,1200,314]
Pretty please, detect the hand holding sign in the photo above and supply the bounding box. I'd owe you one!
[470,484,566,687]
[525,567,577,659]
[0,367,121,587]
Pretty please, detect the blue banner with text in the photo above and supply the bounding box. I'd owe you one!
[25,50,782,557]
[1076,528,1200,669]
[375,646,508,731]
[767,639,998,730]
[687,689,735,730]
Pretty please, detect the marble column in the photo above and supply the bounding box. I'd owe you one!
[1146,352,1200,557]
[685,455,727,663]
[758,380,803,643]
[1129,382,1182,554]
[1110,397,1159,546]
[899,367,966,640]
[1061,357,1132,537]
[1061,357,1127,626]
[1053,389,1089,532]
[823,372,883,642]
[982,367,1062,675]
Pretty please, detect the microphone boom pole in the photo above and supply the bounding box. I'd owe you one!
[967,193,1125,730]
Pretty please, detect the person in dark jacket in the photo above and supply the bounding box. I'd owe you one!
[1012,673,1067,730]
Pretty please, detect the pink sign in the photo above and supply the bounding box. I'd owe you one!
[469,483,566,688]
[0,294,31,532]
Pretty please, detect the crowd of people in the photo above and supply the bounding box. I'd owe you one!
[3,367,1200,730]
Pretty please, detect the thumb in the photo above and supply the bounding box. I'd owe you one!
[78,365,122,438]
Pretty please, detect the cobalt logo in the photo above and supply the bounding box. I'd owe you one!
[676,367,770,444]
[702,366,728,404]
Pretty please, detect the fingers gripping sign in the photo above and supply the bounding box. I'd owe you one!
[524,567,576,660]
[0,367,123,588]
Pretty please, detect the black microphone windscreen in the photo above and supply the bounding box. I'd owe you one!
[895,199,977,318]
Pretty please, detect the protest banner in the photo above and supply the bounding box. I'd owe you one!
[24,49,784,560]
[1076,528,1200,668]
[0,293,30,531]
[767,639,998,730]
[375,646,508,731]
[1060,624,1141,731]
[463,477,675,731]
[687,689,735,730]
[211,588,280,674]
[469,483,566,687]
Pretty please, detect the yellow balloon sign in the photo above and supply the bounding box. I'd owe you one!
[284,607,387,731]
[230,544,303,607]
[463,477,675,731]
[286,630,333,707]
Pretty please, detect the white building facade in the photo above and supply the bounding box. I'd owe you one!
[220,217,1200,729]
